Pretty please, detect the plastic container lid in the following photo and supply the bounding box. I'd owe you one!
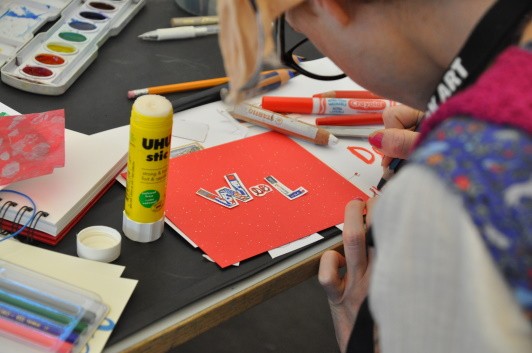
[76,226,121,262]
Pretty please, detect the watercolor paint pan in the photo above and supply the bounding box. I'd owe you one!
[1,0,146,95]
[0,0,75,68]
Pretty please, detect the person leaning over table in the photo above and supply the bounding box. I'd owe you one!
[216,0,532,352]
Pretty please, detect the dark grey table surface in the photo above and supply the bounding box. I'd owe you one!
[0,0,339,346]
[0,0,225,133]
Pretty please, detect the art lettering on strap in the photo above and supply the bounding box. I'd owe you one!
[425,0,532,116]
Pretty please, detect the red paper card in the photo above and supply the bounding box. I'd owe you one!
[165,132,367,267]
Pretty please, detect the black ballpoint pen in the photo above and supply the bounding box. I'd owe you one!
[171,84,227,113]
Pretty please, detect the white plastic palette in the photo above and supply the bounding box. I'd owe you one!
[1,0,146,95]
[0,0,74,67]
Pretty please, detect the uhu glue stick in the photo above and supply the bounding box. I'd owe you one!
[123,95,173,242]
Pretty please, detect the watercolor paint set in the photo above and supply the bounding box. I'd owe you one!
[1,0,145,95]
[0,260,109,353]
[0,0,74,68]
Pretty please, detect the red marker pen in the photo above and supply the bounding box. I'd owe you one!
[315,113,383,126]
[262,96,397,115]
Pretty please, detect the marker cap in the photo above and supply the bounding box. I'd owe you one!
[261,96,313,114]
[77,226,122,262]
[122,211,164,243]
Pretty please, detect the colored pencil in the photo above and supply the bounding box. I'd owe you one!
[230,103,338,146]
[170,69,298,112]
[377,158,405,190]
[129,68,297,100]
[128,76,229,99]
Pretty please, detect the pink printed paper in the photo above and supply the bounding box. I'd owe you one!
[0,109,65,186]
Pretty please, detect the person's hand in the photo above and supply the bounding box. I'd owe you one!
[368,105,423,167]
[318,197,376,353]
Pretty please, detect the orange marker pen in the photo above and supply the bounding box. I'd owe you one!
[261,96,397,115]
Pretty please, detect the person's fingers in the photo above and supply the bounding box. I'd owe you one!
[342,199,367,278]
[364,196,378,227]
[381,155,393,168]
[382,105,423,130]
[372,105,423,167]
[318,250,346,303]
[368,128,419,160]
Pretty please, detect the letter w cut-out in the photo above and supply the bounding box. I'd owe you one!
[196,173,253,209]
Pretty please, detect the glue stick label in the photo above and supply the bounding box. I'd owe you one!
[124,95,173,224]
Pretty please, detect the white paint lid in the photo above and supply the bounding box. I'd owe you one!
[77,226,122,263]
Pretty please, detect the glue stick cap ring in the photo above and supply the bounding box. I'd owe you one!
[122,211,164,243]
[77,226,121,262]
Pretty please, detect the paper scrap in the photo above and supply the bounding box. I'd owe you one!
[268,233,324,258]
[172,119,209,142]
[0,109,65,186]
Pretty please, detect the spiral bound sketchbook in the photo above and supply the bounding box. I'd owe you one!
[0,126,129,245]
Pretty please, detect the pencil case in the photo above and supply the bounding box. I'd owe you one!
[0,260,109,353]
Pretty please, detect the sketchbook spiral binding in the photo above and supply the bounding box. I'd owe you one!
[0,126,130,246]
[0,198,49,243]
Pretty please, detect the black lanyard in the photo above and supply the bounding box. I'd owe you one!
[425,0,532,116]
[377,0,532,191]
[374,3,532,242]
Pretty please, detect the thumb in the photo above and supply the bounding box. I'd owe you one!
[319,250,347,303]
[368,128,419,160]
